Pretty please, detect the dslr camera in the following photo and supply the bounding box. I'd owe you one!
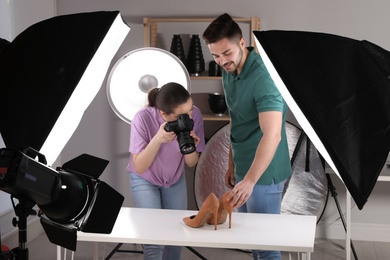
[164,114,195,154]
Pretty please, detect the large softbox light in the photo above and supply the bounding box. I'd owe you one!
[253,30,390,209]
[0,11,130,165]
[0,11,130,252]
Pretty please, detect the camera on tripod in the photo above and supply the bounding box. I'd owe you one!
[164,114,196,154]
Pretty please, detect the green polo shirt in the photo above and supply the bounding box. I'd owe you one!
[222,47,291,185]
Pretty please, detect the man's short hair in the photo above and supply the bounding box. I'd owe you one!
[203,13,243,44]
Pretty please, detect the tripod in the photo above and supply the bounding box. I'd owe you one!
[9,197,37,260]
[105,244,207,259]
[296,132,359,260]
[325,173,358,260]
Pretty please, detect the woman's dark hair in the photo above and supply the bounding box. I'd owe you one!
[203,13,243,44]
[147,82,190,115]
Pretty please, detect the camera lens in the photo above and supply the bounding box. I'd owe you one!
[181,144,196,154]
[177,131,195,154]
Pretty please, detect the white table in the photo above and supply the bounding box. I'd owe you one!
[59,207,316,260]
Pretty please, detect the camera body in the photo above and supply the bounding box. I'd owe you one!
[164,114,196,154]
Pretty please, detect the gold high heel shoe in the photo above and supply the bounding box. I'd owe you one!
[183,193,219,230]
[207,191,233,228]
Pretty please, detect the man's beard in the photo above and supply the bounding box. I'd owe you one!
[224,48,243,75]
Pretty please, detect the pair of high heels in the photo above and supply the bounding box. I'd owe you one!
[182,191,233,230]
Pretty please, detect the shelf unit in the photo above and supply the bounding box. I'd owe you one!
[144,17,260,46]
[143,16,260,80]
[143,16,260,121]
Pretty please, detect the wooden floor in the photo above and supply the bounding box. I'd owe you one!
[3,232,390,259]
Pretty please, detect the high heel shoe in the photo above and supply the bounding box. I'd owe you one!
[207,191,233,228]
[183,193,219,230]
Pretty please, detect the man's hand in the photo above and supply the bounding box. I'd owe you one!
[225,167,235,189]
[227,178,255,208]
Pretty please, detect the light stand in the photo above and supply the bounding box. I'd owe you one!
[105,243,143,260]
[105,241,206,259]
[9,197,37,260]
[185,247,207,260]
[325,173,358,260]
[299,132,359,260]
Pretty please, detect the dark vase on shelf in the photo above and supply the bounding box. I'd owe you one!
[208,61,221,76]
[170,34,187,67]
[187,34,205,76]
[208,93,227,115]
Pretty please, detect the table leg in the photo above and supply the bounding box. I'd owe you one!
[346,191,351,260]
[301,252,311,260]
[92,242,99,260]
[57,246,61,260]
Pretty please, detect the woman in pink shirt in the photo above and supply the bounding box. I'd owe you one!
[126,82,205,260]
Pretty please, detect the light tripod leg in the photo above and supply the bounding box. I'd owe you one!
[325,173,358,260]
[186,246,207,260]
[104,243,143,260]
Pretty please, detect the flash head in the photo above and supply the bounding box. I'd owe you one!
[0,147,124,251]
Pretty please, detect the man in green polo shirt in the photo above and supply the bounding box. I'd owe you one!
[203,13,291,260]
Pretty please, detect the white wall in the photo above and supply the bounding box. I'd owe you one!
[0,0,56,41]
[2,0,390,242]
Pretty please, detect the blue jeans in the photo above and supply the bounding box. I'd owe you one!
[130,173,187,260]
[238,178,287,260]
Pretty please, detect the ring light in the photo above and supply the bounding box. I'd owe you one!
[106,47,191,124]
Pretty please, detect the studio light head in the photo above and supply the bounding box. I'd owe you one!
[0,148,59,207]
[0,147,124,251]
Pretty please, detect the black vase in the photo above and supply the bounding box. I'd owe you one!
[208,61,221,76]
[208,93,227,115]
[170,34,187,67]
[187,34,205,76]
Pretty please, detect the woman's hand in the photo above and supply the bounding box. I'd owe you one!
[155,123,176,144]
[190,131,200,147]
[184,131,201,167]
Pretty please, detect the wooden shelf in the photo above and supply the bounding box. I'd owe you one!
[191,76,221,80]
[144,16,260,49]
[202,114,230,121]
